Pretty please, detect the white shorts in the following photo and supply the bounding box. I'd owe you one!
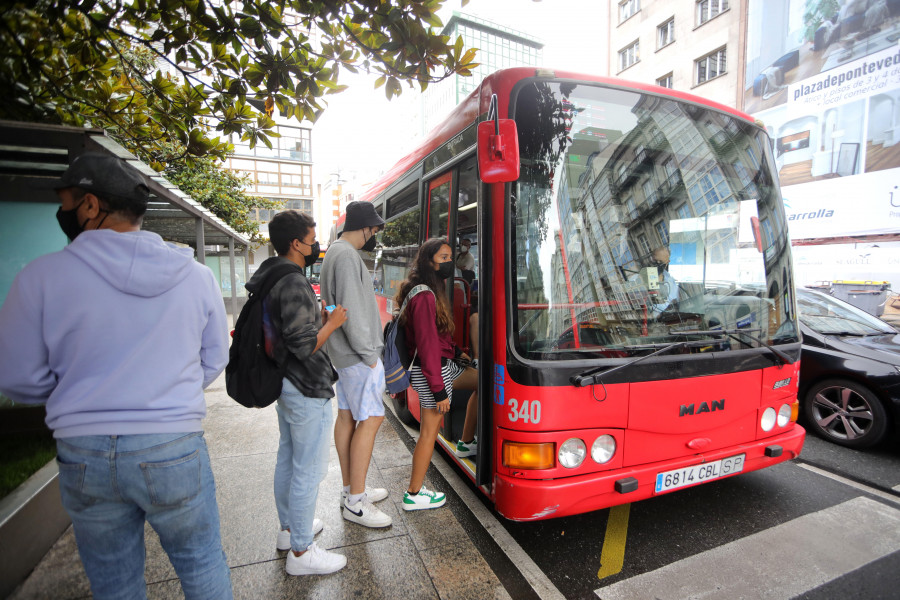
[335,359,386,421]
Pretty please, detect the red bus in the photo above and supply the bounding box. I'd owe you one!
[350,68,804,521]
[304,247,326,302]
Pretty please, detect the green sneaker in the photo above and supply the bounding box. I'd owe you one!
[456,437,477,458]
[402,485,446,511]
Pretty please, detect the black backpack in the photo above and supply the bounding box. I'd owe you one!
[383,284,432,394]
[226,263,302,408]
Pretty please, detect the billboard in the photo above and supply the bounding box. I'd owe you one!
[744,0,900,243]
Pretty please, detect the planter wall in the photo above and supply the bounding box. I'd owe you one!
[0,460,70,599]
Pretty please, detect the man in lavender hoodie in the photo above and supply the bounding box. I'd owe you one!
[0,154,232,600]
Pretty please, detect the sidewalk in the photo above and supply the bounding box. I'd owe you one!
[10,377,512,600]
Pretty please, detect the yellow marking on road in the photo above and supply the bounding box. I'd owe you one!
[597,503,631,580]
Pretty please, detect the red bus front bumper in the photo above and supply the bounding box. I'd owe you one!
[492,425,805,521]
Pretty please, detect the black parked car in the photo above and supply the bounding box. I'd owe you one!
[797,288,900,448]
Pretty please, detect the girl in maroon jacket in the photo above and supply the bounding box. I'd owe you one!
[395,238,478,511]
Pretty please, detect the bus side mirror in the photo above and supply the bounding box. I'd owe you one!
[477,119,520,183]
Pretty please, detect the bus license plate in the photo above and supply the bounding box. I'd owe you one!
[655,454,745,493]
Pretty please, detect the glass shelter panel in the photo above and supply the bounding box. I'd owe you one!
[511,81,798,361]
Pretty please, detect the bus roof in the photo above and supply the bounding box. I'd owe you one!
[357,67,759,207]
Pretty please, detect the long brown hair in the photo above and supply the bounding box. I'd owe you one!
[395,237,454,335]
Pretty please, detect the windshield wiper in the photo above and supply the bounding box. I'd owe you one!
[570,341,686,387]
[671,328,794,366]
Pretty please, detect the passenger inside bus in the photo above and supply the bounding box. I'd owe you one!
[649,245,679,316]
[456,238,475,287]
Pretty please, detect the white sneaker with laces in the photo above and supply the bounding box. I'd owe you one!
[342,495,392,528]
[402,485,446,511]
[340,487,388,507]
[276,518,324,551]
[285,542,346,576]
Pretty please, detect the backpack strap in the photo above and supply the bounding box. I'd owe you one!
[398,284,433,317]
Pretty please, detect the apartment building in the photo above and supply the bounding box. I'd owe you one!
[609,0,746,108]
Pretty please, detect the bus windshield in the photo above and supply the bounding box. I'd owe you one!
[511,80,799,361]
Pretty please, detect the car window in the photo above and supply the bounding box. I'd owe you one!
[797,290,895,335]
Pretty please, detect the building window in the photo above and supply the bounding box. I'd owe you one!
[657,73,673,88]
[619,0,640,23]
[655,220,669,246]
[618,40,640,72]
[697,0,728,26]
[657,18,675,49]
[696,47,726,85]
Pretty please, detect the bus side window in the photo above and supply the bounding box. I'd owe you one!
[381,183,420,301]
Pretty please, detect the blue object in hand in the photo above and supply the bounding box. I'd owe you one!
[324,305,336,312]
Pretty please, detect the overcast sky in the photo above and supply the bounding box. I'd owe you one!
[309,0,609,199]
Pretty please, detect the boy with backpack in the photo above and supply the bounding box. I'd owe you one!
[246,210,348,575]
[320,201,392,529]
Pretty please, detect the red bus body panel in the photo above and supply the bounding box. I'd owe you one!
[493,425,804,521]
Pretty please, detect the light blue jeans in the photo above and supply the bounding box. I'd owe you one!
[274,378,332,552]
[55,432,232,600]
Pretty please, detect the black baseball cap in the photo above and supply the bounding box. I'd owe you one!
[343,201,385,232]
[36,152,150,206]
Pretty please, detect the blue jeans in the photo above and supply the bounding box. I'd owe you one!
[55,432,232,600]
[274,379,332,552]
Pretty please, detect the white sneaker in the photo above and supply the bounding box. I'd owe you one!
[455,437,477,458]
[402,485,446,511]
[342,495,392,528]
[340,487,388,507]
[276,518,324,551]
[285,542,346,576]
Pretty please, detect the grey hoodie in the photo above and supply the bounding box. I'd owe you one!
[320,239,383,369]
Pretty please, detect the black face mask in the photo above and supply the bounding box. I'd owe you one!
[361,229,377,252]
[56,199,94,241]
[303,241,320,267]
[56,200,108,242]
[436,261,454,280]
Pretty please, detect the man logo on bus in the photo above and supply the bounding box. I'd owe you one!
[679,400,725,417]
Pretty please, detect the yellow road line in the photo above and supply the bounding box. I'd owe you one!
[597,503,631,580]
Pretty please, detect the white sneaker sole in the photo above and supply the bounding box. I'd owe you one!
[285,555,347,576]
[342,507,392,528]
[402,496,447,511]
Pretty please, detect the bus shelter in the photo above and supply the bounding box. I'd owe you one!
[0,120,250,317]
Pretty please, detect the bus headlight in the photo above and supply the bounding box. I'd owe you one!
[591,435,616,464]
[559,438,586,469]
[761,407,777,431]
[502,441,555,470]
[777,403,793,427]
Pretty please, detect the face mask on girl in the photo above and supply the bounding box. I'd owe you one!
[436,260,454,280]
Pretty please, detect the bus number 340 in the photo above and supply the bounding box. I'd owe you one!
[507,399,541,424]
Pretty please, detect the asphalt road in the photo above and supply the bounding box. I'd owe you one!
[398,413,900,600]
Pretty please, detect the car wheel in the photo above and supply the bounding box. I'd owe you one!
[803,378,889,448]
